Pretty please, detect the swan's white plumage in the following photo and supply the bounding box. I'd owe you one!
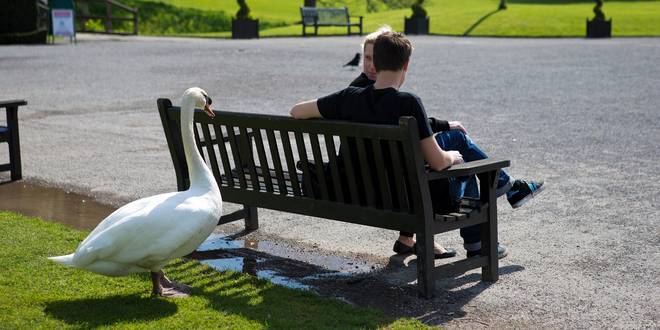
[49,87,222,277]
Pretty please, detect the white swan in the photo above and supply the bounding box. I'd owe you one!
[49,87,222,297]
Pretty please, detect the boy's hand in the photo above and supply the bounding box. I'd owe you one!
[448,150,464,165]
[449,121,467,134]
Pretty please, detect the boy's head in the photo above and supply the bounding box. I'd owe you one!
[361,25,392,80]
[373,32,413,73]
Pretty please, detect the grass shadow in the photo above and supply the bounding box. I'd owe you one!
[464,8,503,36]
[44,294,178,326]
[166,261,386,328]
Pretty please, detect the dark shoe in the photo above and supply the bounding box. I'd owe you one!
[467,243,508,259]
[393,240,415,254]
[507,180,545,209]
[430,247,457,259]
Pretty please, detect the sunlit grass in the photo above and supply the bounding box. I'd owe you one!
[0,211,429,329]
[152,0,660,37]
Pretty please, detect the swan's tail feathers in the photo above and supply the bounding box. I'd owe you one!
[48,254,76,267]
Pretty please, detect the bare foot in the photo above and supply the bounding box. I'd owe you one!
[397,237,452,255]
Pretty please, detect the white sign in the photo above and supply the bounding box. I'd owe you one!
[52,9,75,37]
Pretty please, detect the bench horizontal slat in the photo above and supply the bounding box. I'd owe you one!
[427,158,510,180]
[0,100,27,108]
[435,256,488,278]
[168,108,406,140]
[220,187,420,232]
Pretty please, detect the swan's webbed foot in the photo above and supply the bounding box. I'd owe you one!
[151,271,190,298]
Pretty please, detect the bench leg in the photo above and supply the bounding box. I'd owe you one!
[7,106,21,181]
[416,229,435,298]
[478,170,499,282]
[244,205,258,231]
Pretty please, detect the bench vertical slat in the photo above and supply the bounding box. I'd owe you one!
[239,127,260,191]
[478,170,499,282]
[266,129,288,195]
[253,129,274,193]
[309,133,330,200]
[200,123,222,185]
[226,126,248,189]
[324,134,345,203]
[213,124,234,187]
[280,130,302,196]
[294,132,315,198]
[355,138,376,207]
[193,123,205,161]
[388,140,409,212]
[339,136,360,205]
[372,139,393,210]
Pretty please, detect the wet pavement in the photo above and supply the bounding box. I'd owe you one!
[0,180,114,230]
[0,177,375,292]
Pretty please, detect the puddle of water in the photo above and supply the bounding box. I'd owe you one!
[0,181,116,231]
[198,233,375,273]
[191,233,373,290]
[199,258,312,290]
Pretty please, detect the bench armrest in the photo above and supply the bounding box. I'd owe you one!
[0,100,27,109]
[426,158,510,180]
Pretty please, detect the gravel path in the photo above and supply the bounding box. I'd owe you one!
[1,34,658,328]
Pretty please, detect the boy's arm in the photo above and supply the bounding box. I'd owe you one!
[420,136,463,171]
[290,99,322,119]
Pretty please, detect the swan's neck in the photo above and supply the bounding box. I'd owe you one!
[180,98,217,190]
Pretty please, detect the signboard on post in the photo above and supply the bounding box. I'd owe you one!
[51,9,75,38]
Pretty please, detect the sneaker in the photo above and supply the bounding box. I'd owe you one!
[507,180,545,209]
[466,243,508,259]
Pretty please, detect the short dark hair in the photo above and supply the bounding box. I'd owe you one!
[373,32,412,72]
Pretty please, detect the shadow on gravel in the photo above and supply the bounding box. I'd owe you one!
[321,256,526,325]
[189,239,525,326]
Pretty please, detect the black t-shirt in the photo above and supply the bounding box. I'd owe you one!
[348,74,450,132]
[349,72,374,88]
[317,85,433,139]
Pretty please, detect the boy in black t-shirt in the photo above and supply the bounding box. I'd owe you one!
[291,32,545,259]
[353,26,454,133]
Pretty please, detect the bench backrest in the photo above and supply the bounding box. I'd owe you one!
[300,6,350,25]
[158,99,433,232]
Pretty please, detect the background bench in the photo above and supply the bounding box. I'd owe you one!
[158,98,509,298]
[300,6,363,36]
[0,100,26,181]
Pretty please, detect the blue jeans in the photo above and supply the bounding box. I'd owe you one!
[434,130,511,244]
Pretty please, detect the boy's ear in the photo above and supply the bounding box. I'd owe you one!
[402,59,410,71]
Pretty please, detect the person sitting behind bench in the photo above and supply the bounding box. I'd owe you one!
[291,32,545,258]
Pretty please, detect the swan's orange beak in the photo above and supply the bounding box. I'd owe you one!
[203,104,215,118]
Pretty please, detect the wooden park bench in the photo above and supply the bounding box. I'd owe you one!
[157,98,509,298]
[300,6,363,36]
[0,100,27,181]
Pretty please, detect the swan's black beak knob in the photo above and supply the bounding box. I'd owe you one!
[205,95,212,106]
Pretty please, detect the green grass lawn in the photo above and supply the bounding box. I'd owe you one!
[142,0,660,37]
[0,211,428,329]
